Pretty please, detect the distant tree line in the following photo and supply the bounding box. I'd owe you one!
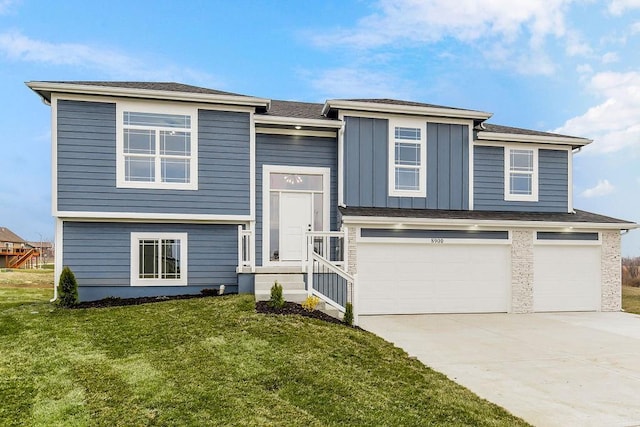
[622,257,640,287]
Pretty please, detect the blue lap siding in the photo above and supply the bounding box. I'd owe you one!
[343,116,469,210]
[63,222,238,301]
[57,100,250,215]
[255,133,338,266]
[473,146,568,212]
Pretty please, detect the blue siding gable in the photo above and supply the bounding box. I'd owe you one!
[57,100,250,216]
[473,146,568,212]
[343,116,469,210]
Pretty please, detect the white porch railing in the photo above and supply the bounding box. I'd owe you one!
[306,231,355,314]
[237,226,254,271]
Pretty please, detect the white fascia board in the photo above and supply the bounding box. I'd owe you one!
[26,81,270,108]
[322,100,493,120]
[340,215,638,230]
[254,114,343,128]
[57,211,252,224]
[476,131,592,147]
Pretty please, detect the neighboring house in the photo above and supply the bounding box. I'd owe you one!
[0,227,39,269]
[27,241,54,266]
[28,81,637,318]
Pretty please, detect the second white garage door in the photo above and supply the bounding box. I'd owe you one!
[357,242,511,315]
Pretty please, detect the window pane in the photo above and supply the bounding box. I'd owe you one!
[395,167,419,190]
[139,239,158,279]
[395,127,421,140]
[160,131,191,156]
[161,159,190,183]
[395,142,420,166]
[510,150,533,171]
[124,129,155,154]
[270,173,323,191]
[511,173,532,195]
[313,193,323,231]
[161,239,181,279]
[270,192,279,261]
[125,157,155,182]
[124,111,190,128]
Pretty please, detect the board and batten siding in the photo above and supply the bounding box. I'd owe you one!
[343,116,469,210]
[255,133,338,266]
[473,146,568,212]
[57,100,250,215]
[63,222,238,300]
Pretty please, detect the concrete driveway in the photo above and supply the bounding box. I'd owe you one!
[359,312,640,427]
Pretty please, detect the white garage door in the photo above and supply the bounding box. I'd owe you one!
[533,245,601,312]
[357,242,511,315]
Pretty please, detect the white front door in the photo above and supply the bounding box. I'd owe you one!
[279,192,312,261]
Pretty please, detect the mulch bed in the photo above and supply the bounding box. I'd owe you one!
[255,300,345,326]
[73,289,223,309]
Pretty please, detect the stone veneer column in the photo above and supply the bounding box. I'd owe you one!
[511,229,534,313]
[601,230,622,311]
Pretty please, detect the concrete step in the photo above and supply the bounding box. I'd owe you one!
[254,274,306,292]
[317,301,343,320]
[255,289,308,303]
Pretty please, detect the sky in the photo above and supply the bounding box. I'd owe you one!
[0,0,639,254]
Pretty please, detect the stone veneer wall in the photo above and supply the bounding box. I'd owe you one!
[346,226,358,305]
[601,230,622,311]
[511,229,534,313]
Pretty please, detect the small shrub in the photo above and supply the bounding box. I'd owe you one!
[58,266,79,307]
[269,281,285,309]
[343,302,354,326]
[301,295,320,312]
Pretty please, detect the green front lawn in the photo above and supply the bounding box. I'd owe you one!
[623,285,640,314]
[0,287,527,426]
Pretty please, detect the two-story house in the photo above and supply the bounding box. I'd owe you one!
[28,81,636,318]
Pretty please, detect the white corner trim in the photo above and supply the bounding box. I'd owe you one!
[51,94,59,217]
[504,146,539,202]
[322,100,492,120]
[254,114,343,129]
[250,112,256,219]
[130,232,188,286]
[567,149,574,213]
[388,117,427,198]
[338,112,345,206]
[56,211,252,223]
[468,123,475,210]
[27,81,270,108]
[476,131,592,147]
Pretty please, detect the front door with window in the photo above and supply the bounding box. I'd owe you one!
[263,166,330,265]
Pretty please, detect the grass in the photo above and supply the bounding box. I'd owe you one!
[622,285,640,314]
[0,279,528,426]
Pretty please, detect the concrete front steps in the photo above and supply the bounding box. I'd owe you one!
[254,273,342,320]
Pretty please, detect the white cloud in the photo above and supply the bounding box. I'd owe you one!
[554,71,640,153]
[0,0,16,14]
[311,0,578,75]
[580,179,615,198]
[601,51,619,63]
[576,63,593,74]
[0,31,220,85]
[609,0,640,15]
[631,21,640,34]
[308,67,413,99]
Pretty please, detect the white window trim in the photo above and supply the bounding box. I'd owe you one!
[388,118,427,197]
[116,101,198,190]
[504,146,538,202]
[130,232,188,286]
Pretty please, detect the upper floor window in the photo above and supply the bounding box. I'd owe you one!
[504,147,538,201]
[116,102,198,190]
[388,119,426,197]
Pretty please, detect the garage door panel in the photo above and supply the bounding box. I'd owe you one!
[358,242,510,315]
[533,245,601,312]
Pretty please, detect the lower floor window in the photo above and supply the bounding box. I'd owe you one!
[131,233,187,286]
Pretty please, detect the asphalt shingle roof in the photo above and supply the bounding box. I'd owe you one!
[44,81,247,97]
[0,227,28,243]
[339,207,635,225]
[342,98,477,112]
[260,100,334,120]
[480,123,588,140]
